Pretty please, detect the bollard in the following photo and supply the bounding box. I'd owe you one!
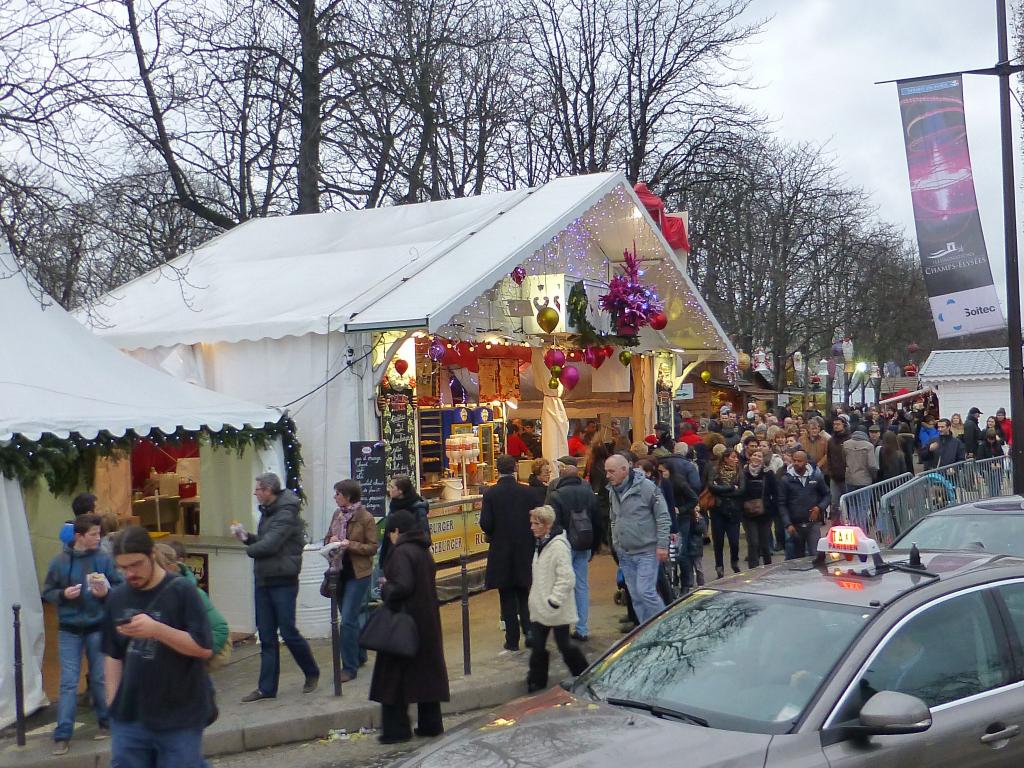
[329,592,342,697]
[13,604,26,747]
[460,555,471,676]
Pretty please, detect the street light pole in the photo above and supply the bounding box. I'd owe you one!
[996,0,1024,494]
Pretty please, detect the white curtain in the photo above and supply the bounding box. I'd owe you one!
[0,477,47,728]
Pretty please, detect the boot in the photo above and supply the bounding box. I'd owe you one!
[731,561,741,574]
[715,566,724,579]
[527,649,550,693]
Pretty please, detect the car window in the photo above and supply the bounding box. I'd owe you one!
[576,590,870,734]
[995,582,1024,654]
[894,514,1024,556]
[835,590,1007,722]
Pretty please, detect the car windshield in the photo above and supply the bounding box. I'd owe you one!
[893,513,1024,556]
[575,590,871,734]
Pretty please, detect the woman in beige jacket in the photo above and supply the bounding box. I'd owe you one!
[526,505,588,692]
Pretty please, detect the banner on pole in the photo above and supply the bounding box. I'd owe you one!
[897,75,1005,338]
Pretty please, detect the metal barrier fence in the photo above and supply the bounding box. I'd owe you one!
[873,456,1013,546]
[839,473,913,535]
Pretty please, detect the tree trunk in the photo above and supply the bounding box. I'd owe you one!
[297,0,322,214]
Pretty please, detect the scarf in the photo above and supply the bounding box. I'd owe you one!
[329,503,358,543]
[746,463,763,478]
[716,462,738,485]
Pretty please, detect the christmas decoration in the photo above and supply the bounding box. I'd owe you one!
[511,265,526,285]
[649,311,668,331]
[618,350,632,366]
[428,338,445,362]
[700,370,712,383]
[904,363,919,377]
[559,365,580,390]
[582,346,597,366]
[566,281,638,349]
[549,365,563,377]
[737,351,751,371]
[394,359,409,376]
[536,306,560,334]
[547,376,560,390]
[599,245,663,337]
[544,348,566,369]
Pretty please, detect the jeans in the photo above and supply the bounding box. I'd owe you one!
[742,517,774,568]
[110,719,207,768]
[710,512,740,570]
[571,550,590,636]
[255,582,320,696]
[56,629,108,741]
[497,586,531,649]
[785,522,822,560]
[618,551,664,625]
[829,480,847,522]
[339,576,370,675]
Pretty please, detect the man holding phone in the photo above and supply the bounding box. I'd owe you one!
[103,526,213,768]
[42,513,122,756]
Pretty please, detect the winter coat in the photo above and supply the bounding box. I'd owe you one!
[528,529,577,627]
[42,545,122,631]
[244,489,306,586]
[379,494,427,567]
[324,503,380,580]
[962,416,982,457]
[609,469,671,555]
[369,529,450,705]
[976,436,1006,460]
[843,432,878,487]
[803,433,829,468]
[660,453,702,498]
[547,475,601,555]
[935,434,967,467]
[824,432,850,482]
[777,465,830,527]
[527,474,549,508]
[677,511,708,558]
[179,566,230,654]
[480,475,536,589]
[667,468,699,518]
[898,432,917,476]
[709,467,745,524]
[877,448,908,481]
[740,465,778,518]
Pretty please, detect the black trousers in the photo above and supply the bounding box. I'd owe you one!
[742,516,774,568]
[380,701,443,740]
[497,586,531,648]
[527,624,588,692]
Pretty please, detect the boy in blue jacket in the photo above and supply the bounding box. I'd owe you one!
[42,512,122,755]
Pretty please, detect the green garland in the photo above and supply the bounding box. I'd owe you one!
[0,416,305,501]
[566,281,640,348]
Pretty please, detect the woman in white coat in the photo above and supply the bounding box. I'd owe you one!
[527,505,589,692]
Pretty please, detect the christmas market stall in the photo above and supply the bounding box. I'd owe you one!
[0,249,290,721]
[81,172,737,564]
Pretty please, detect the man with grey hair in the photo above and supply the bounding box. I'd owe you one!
[232,472,319,702]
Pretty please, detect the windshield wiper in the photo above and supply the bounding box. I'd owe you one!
[605,697,709,727]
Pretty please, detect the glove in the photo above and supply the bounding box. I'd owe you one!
[229,523,248,541]
[319,541,342,560]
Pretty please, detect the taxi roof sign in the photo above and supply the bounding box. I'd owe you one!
[818,525,880,556]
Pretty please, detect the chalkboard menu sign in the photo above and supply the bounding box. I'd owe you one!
[381,387,417,489]
[350,441,387,518]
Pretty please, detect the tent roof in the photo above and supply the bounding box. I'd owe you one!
[919,347,1010,383]
[82,172,735,359]
[0,248,282,441]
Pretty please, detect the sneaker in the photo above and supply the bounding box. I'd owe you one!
[52,741,70,756]
[241,689,275,703]
[569,631,589,642]
[339,671,355,683]
[303,675,319,694]
[94,725,110,741]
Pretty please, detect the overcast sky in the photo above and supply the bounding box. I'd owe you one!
[737,0,1022,309]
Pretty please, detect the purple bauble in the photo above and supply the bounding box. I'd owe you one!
[428,338,446,362]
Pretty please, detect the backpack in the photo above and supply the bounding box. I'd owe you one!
[566,505,594,551]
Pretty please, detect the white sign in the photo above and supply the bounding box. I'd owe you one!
[674,383,694,401]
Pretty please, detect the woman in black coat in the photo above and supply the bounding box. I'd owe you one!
[739,449,777,569]
[380,475,431,565]
[526,458,551,508]
[709,450,744,579]
[369,510,450,744]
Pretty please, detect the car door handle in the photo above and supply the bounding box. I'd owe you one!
[980,725,1021,744]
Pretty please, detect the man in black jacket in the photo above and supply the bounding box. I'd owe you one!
[480,455,537,652]
[935,418,967,467]
[547,456,601,641]
[777,451,830,560]
[963,407,982,458]
[234,472,319,702]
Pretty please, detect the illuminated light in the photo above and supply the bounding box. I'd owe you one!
[828,526,860,552]
[836,579,864,591]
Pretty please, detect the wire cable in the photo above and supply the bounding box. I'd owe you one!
[277,341,379,408]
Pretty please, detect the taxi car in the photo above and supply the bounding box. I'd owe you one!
[396,527,1024,767]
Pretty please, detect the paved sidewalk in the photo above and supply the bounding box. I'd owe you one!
[1,553,636,768]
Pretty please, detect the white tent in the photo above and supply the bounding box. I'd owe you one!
[82,172,737,533]
[0,247,283,729]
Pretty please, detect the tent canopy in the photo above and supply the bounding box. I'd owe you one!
[0,248,282,441]
[81,173,735,360]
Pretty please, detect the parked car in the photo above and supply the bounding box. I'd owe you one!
[890,496,1024,557]
[394,526,1024,768]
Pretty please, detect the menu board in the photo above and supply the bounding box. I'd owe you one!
[350,441,387,518]
[381,387,417,488]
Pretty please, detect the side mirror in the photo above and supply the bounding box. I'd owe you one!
[857,691,932,736]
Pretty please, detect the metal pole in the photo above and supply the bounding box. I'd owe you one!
[460,555,471,676]
[329,592,342,696]
[13,604,26,747]
[997,0,1024,494]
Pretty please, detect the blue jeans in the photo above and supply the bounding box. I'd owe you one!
[785,522,822,560]
[110,719,206,768]
[56,629,108,741]
[339,576,370,675]
[571,550,590,636]
[255,583,320,696]
[618,551,664,625]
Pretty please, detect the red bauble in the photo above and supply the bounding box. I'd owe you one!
[649,311,668,331]
[394,359,409,376]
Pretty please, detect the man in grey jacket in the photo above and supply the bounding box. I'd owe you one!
[605,454,671,625]
[233,472,319,702]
